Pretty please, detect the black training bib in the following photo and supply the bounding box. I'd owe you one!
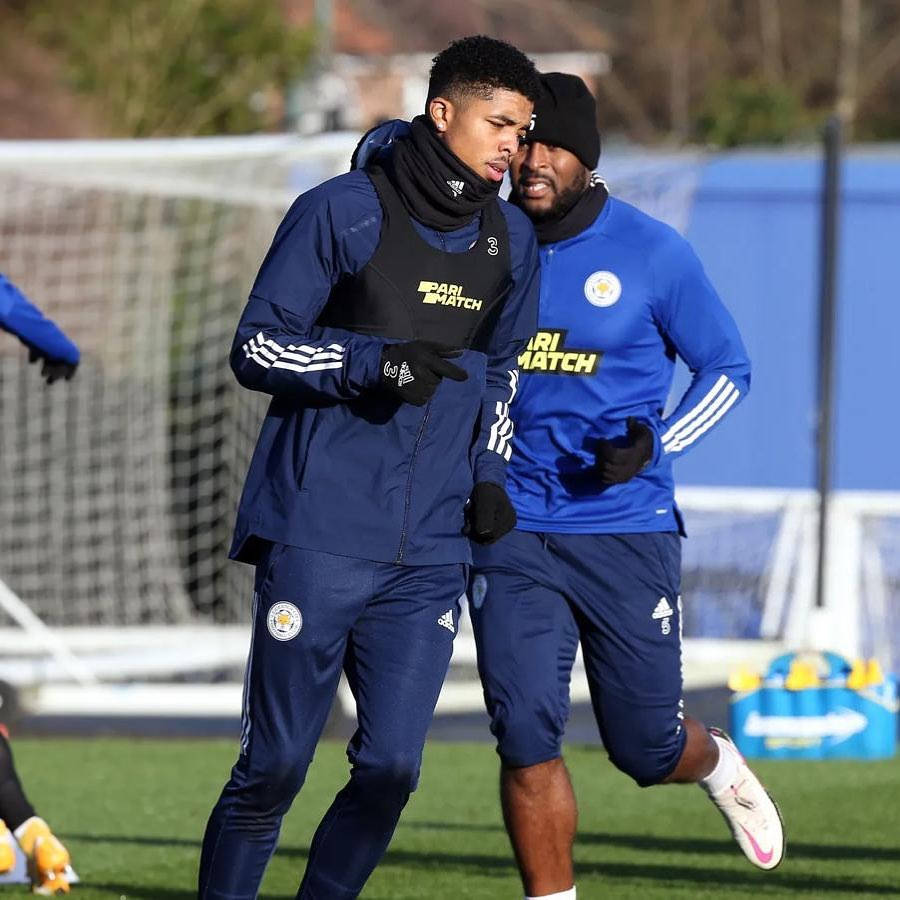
[317,166,512,351]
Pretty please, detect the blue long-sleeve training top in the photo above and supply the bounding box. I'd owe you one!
[0,273,80,365]
[507,195,750,534]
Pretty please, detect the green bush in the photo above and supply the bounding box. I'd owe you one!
[696,78,806,147]
[27,0,314,136]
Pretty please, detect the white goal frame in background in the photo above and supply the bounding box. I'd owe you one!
[0,136,896,721]
[0,486,895,720]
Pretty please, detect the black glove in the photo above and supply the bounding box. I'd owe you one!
[28,346,78,384]
[593,417,654,485]
[379,340,467,406]
[464,482,517,544]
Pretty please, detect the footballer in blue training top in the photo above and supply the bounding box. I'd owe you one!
[0,273,77,893]
[469,74,784,900]
[0,273,79,384]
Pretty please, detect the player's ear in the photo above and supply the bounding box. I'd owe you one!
[428,96,453,136]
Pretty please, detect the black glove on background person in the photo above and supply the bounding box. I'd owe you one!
[379,340,467,406]
[594,417,654,485]
[464,482,517,544]
[28,345,78,384]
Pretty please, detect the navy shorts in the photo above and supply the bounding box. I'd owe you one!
[469,529,686,786]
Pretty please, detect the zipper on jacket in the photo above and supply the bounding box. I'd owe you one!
[395,403,431,563]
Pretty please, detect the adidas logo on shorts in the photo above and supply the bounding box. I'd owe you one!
[652,596,674,636]
[652,597,674,619]
[437,609,455,633]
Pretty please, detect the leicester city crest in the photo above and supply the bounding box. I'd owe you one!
[470,575,488,610]
[584,270,622,308]
[267,601,303,641]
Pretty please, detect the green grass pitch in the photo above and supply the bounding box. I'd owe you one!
[9,737,900,898]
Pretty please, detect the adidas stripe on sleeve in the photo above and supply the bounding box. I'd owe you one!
[661,374,741,455]
[486,368,519,463]
[244,332,345,375]
[654,234,750,462]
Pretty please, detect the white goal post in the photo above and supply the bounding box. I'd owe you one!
[0,135,896,719]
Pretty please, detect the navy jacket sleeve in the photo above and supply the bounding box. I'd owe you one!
[230,174,385,402]
[650,234,751,461]
[0,273,80,364]
[472,205,540,485]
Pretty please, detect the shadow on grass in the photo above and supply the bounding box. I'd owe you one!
[576,831,900,863]
[90,888,298,900]
[88,888,199,900]
[67,833,201,849]
[404,820,900,862]
[67,830,900,897]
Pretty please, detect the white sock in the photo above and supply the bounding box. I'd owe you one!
[525,889,576,900]
[700,733,739,795]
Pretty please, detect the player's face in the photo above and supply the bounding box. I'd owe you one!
[510,141,590,221]
[429,90,533,184]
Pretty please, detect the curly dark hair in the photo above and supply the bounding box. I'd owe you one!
[427,35,540,107]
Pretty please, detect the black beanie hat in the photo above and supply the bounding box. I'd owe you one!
[529,72,600,169]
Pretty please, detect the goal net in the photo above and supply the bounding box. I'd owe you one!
[0,135,895,714]
[0,137,354,633]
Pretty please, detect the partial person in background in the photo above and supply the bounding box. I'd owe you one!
[469,74,781,900]
[0,273,79,383]
[199,36,540,899]
[0,726,73,895]
[0,273,76,893]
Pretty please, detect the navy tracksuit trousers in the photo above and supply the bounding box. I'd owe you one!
[198,543,463,899]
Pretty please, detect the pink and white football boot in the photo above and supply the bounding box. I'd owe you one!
[702,727,785,870]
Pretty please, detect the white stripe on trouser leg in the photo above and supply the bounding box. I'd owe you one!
[676,594,684,724]
[239,591,259,755]
[661,374,729,444]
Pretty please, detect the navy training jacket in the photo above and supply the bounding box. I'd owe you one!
[229,158,540,567]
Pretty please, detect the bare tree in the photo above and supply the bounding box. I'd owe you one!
[836,0,861,136]
[759,0,784,84]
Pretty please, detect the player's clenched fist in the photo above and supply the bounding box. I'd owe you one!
[593,417,654,484]
[464,481,517,544]
[379,340,468,406]
[27,345,78,384]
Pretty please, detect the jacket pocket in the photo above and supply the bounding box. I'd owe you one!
[296,408,325,491]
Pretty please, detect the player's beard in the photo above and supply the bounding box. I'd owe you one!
[513,169,608,245]
[512,167,591,224]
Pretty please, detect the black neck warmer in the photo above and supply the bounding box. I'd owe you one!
[525,177,609,245]
[381,116,502,232]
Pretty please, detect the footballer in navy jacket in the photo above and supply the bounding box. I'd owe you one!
[198,37,541,900]
[468,74,783,900]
